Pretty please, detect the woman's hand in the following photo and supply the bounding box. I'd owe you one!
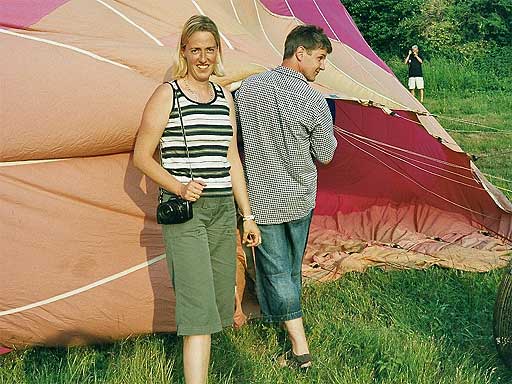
[179,180,207,202]
[242,220,261,247]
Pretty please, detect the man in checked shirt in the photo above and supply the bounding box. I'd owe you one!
[235,25,337,369]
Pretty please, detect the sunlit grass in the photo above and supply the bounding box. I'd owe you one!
[2,269,511,383]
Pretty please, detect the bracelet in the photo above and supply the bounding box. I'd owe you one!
[242,214,255,222]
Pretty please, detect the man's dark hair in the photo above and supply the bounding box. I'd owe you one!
[283,25,332,59]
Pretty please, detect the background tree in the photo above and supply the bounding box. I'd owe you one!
[342,0,511,59]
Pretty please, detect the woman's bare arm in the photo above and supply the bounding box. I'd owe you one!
[224,87,261,246]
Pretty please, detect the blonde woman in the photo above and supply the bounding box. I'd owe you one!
[133,15,260,384]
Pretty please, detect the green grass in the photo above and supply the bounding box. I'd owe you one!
[2,58,512,383]
[1,269,511,383]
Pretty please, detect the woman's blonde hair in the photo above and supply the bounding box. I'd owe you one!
[172,15,225,79]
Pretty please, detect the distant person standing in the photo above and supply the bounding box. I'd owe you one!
[404,44,424,102]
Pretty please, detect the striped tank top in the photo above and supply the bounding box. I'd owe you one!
[160,80,233,197]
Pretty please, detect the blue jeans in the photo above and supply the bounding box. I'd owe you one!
[255,211,313,322]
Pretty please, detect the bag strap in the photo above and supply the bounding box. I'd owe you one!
[159,81,194,203]
[175,84,194,180]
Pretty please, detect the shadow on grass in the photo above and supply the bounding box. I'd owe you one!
[2,329,254,383]
[209,330,257,384]
[9,332,181,384]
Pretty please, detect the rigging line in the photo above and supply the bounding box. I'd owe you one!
[332,108,469,170]
[335,127,474,181]
[335,126,471,170]
[334,128,478,182]
[475,149,512,159]
[478,172,512,214]
[336,129,485,190]
[0,28,131,70]
[190,0,234,49]
[282,0,410,110]
[0,255,167,317]
[393,112,425,126]
[335,132,500,220]
[362,100,425,116]
[95,0,163,46]
[339,129,482,190]
[446,129,512,134]
[435,114,507,131]
[480,184,512,193]
[388,114,512,152]
[496,186,512,194]
[482,173,512,184]
[229,0,243,24]
[391,112,512,160]
[252,0,282,57]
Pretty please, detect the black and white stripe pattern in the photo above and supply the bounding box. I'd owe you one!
[235,66,337,225]
[161,81,233,197]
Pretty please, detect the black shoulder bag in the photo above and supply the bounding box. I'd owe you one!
[156,84,194,224]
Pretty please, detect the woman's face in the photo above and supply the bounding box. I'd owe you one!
[182,31,218,82]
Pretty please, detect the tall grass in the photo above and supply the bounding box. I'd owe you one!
[386,47,512,94]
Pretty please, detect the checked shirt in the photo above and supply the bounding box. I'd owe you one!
[235,66,337,225]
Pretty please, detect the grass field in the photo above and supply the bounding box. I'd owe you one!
[1,58,511,383]
[1,269,511,383]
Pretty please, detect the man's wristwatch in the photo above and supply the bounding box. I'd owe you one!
[242,214,255,222]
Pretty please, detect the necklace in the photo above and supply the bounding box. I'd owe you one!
[182,78,213,103]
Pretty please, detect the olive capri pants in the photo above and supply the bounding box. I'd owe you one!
[162,195,237,336]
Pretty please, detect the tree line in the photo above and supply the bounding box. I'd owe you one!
[342,0,511,62]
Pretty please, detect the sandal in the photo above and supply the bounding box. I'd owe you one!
[277,350,312,370]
